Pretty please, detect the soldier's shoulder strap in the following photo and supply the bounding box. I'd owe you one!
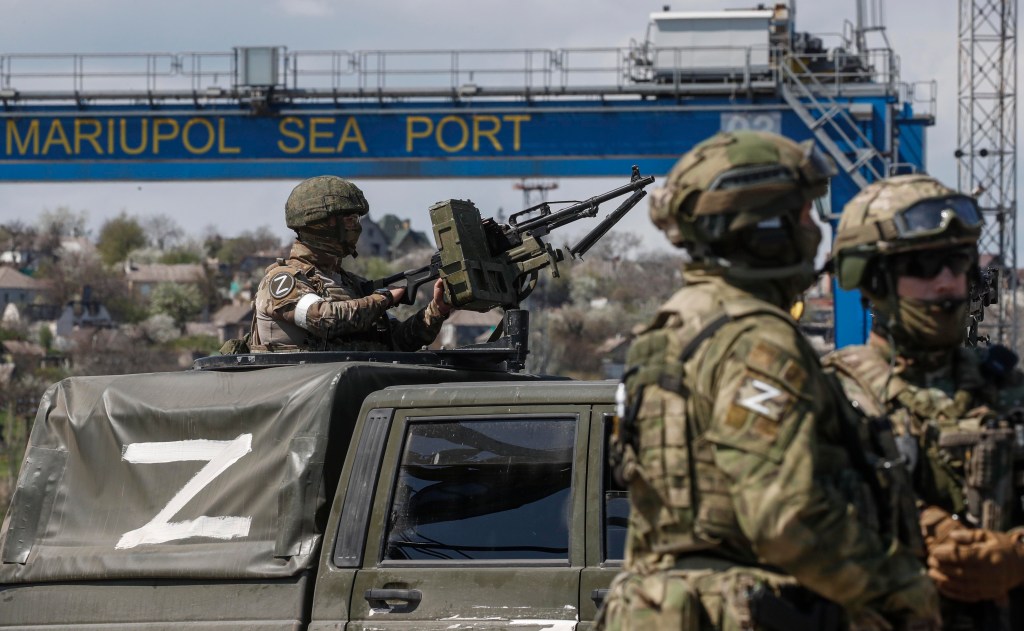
[824,344,907,409]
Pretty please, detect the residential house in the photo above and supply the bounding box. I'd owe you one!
[211,302,254,344]
[380,214,433,260]
[124,261,205,301]
[0,266,45,317]
[358,217,391,259]
[1,340,46,375]
[54,289,115,338]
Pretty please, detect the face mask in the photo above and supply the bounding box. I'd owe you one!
[894,297,968,350]
[300,214,362,259]
[339,216,362,253]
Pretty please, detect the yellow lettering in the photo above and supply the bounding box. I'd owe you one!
[217,118,240,154]
[502,114,531,151]
[151,118,180,154]
[107,118,115,154]
[277,117,305,154]
[309,117,335,154]
[406,116,433,152]
[120,119,148,155]
[436,115,469,153]
[74,119,103,154]
[335,117,367,153]
[473,115,502,151]
[6,120,39,155]
[42,120,72,155]
[182,118,216,154]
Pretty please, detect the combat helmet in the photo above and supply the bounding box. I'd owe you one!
[286,175,370,258]
[833,173,982,295]
[650,130,835,290]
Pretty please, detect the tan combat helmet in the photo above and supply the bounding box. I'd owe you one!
[649,130,835,283]
[286,175,370,258]
[833,174,982,295]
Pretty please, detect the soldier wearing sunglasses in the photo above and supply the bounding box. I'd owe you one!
[825,174,1024,630]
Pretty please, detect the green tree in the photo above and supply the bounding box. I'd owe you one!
[149,283,204,331]
[97,213,148,265]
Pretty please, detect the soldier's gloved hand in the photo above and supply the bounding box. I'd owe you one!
[878,575,941,630]
[431,279,452,317]
[927,528,1024,602]
[919,505,968,547]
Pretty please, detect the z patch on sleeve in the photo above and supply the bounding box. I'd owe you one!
[724,372,794,436]
[269,272,296,299]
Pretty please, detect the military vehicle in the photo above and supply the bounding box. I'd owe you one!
[0,315,629,630]
[0,167,654,630]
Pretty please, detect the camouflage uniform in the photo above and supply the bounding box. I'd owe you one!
[600,132,938,631]
[250,175,447,353]
[251,241,446,352]
[826,174,1024,629]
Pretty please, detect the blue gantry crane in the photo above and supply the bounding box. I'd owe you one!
[0,3,938,347]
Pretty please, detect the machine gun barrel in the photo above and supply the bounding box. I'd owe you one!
[569,187,649,259]
[509,167,655,237]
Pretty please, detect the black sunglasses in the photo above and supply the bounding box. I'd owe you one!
[889,247,977,279]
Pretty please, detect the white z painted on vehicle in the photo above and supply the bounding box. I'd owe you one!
[116,434,253,550]
[737,379,781,416]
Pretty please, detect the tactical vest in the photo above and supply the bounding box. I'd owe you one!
[826,344,1024,532]
[618,282,924,571]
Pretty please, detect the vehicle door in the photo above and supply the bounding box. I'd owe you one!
[348,403,591,631]
[578,406,628,630]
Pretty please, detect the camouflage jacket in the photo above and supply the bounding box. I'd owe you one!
[251,241,446,352]
[825,337,1024,531]
[618,271,928,615]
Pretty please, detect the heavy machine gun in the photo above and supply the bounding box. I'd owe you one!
[362,166,655,312]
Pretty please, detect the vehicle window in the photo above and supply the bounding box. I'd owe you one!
[384,417,575,562]
[604,419,629,562]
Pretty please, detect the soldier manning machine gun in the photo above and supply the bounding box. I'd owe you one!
[361,167,655,369]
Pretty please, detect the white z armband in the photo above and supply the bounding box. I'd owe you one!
[294,293,323,331]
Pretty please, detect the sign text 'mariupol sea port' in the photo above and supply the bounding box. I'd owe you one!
[0,104,844,181]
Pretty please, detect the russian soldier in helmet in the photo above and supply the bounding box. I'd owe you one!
[825,174,1024,629]
[599,131,938,630]
[249,175,452,352]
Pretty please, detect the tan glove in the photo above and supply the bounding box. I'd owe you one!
[919,505,968,547]
[927,528,1024,602]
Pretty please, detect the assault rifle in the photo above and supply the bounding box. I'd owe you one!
[967,266,999,346]
[361,166,655,312]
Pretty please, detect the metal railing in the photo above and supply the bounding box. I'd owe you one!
[0,44,900,101]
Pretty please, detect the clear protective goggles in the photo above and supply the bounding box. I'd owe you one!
[892,195,982,239]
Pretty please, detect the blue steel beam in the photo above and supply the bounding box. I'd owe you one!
[0,95,930,347]
[1,100,863,182]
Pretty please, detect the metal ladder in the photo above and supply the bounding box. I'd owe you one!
[778,54,889,189]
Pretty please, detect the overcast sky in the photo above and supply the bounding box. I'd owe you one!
[0,0,993,253]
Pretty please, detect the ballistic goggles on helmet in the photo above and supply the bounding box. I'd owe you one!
[892,195,982,239]
[889,245,977,279]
